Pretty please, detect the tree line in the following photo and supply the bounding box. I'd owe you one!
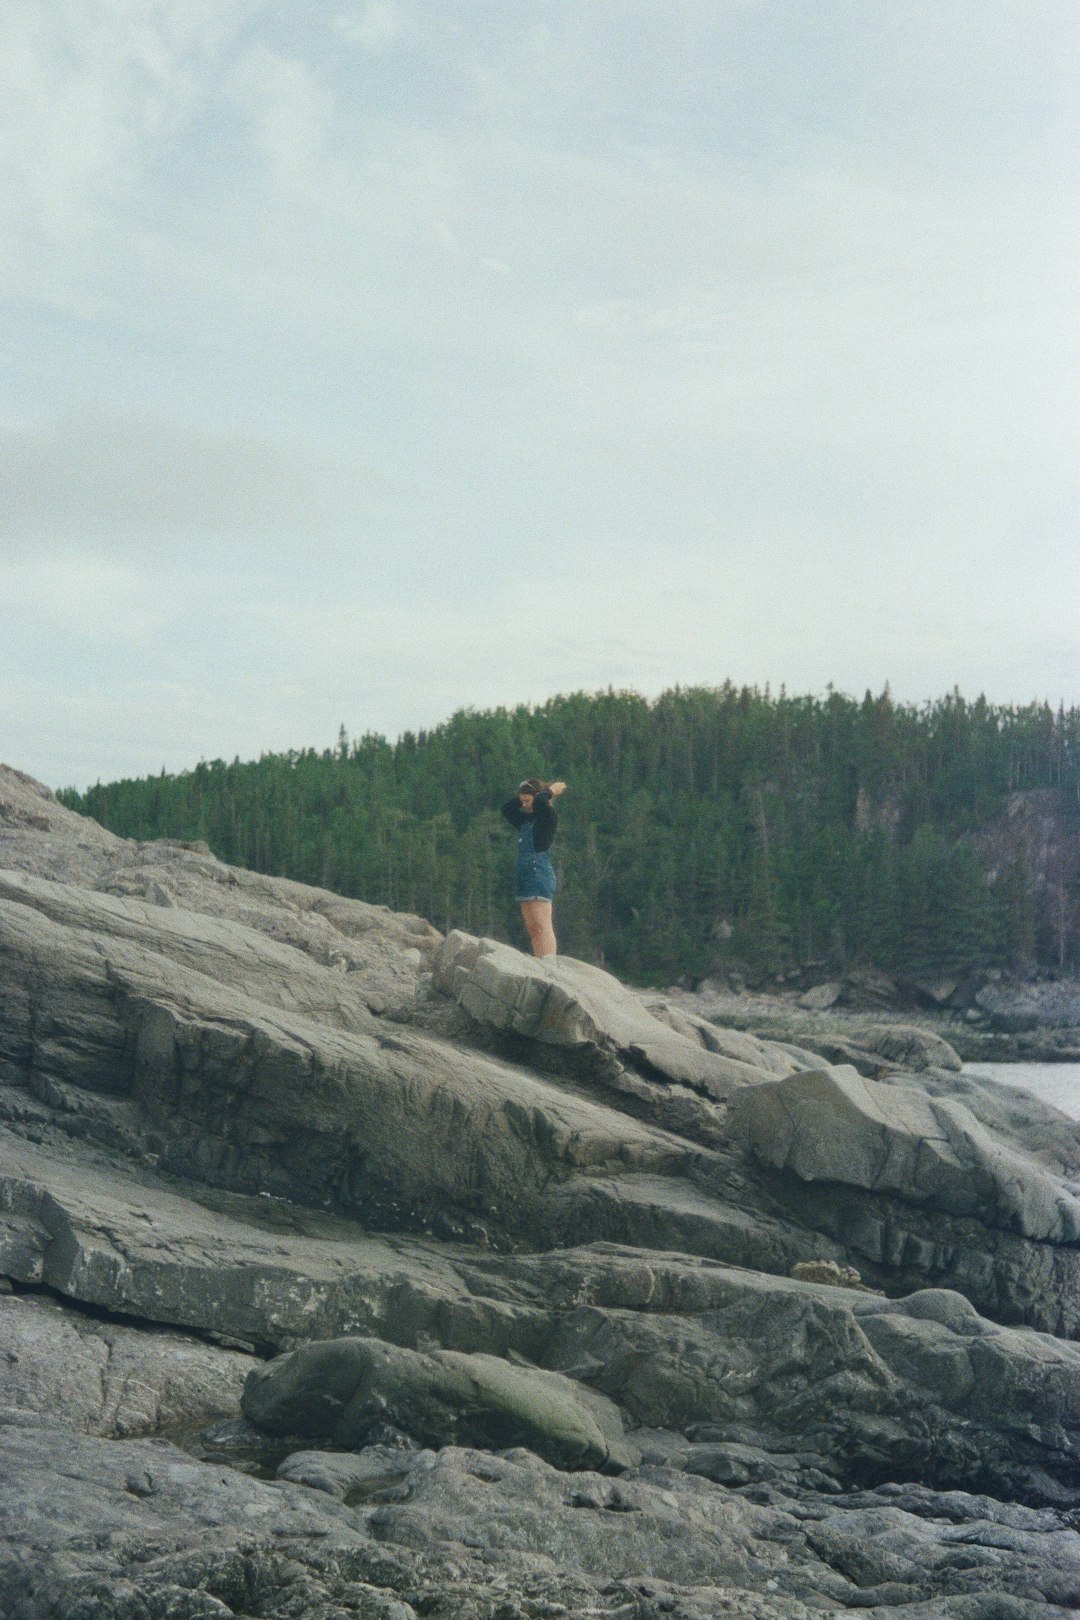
[60,685,1080,985]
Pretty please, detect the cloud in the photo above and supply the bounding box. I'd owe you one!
[0,411,387,551]
[1,2,1077,791]
[0,0,248,244]
[333,2,411,54]
[229,42,335,194]
[0,554,201,647]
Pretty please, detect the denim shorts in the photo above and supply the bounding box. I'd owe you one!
[515,853,557,902]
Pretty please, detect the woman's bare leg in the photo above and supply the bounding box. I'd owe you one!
[519,899,557,957]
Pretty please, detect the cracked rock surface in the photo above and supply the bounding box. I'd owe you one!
[1,762,1079,1618]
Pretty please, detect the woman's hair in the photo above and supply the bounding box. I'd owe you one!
[518,777,549,795]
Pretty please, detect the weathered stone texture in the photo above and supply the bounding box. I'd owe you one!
[2,762,1080,1618]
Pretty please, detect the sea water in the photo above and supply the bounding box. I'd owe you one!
[963,1062,1080,1122]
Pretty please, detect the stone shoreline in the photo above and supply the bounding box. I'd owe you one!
[661,982,1080,1064]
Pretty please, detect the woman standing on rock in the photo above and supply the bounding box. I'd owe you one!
[501,778,566,958]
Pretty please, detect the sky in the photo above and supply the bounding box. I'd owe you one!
[2,1,1078,790]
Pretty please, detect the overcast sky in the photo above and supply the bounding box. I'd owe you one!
[2,1,1078,790]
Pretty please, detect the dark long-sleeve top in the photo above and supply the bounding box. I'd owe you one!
[500,790,558,852]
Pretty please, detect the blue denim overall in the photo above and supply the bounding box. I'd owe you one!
[515,817,557,901]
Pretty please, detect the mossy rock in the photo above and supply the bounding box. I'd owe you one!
[243,1336,637,1473]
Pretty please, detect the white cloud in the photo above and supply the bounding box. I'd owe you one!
[229,42,336,195]
[0,0,247,244]
[333,2,411,55]
[0,554,201,647]
[1,2,1077,788]
[0,412,388,550]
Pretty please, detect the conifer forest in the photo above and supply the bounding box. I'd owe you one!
[62,687,1080,986]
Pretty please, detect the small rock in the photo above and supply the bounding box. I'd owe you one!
[798,983,841,1011]
[790,1260,883,1295]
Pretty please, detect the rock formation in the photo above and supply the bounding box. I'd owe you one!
[2,763,1079,1618]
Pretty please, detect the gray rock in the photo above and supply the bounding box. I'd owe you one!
[976,978,1080,1031]
[0,1130,534,1353]
[726,1065,1080,1333]
[856,1022,964,1072]
[244,1335,637,1473]
[433,930,791,1096]
[7,761,1078,1336]
[744,1022,963,1080]
[508,1252,1080,1507]
[4,762,1080,1615]
[365,1443,1080,1615]
[0,769,440,1016]
[641,997,803,1077]
[790,1258,882,1293]
[730,1065,1080,1242]
[0,1291,253,1436]
[7,1418,1075,1620]
[1,871,728,1253]
[276,1444,434,1501]
[798,982,842,1011]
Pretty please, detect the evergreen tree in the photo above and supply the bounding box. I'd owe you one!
[60,684,1080,986]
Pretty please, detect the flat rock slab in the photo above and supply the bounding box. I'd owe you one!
[244,1335,637,1472]
[0,1129,524,1352]
[729,1065,1080,1243]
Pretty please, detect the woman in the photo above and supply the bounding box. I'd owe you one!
[501,777,567,957]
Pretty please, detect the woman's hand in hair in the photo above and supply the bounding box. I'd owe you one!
[549,781,567,797]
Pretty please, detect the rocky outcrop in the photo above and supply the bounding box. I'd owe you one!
[0,1132,530,1354]
[0,1291,253,1437]
[974,977,1080,1032]
[730,1066,1080,1243]
[731,1020,964,1080]
[729,1066,1080,1335]
[3,1423,1079,1619]
[0,867,728,1254]
[3,763,1080,1618]
[670,970,1080,1063]
[433,929,800,1095]
[235,1255,1080,1506]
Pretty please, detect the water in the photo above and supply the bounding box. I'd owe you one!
[963,1062,1080,1122]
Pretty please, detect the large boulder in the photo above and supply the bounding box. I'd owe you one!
[848,1023,963,1073]
[729,1065,1080,1243]
[243,1335,637,1473]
